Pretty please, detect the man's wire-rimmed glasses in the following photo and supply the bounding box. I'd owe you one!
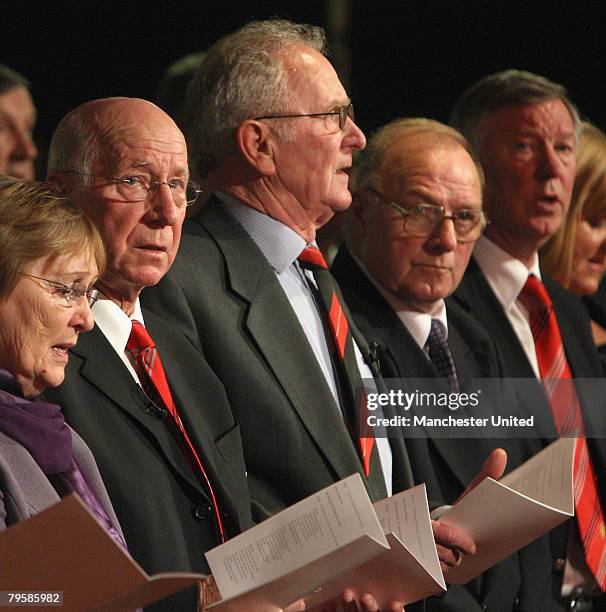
[255,103,354,130]
[365,187,487,242]
[62,171,202,207]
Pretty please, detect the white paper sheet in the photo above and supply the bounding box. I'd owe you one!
[441,437,575,584]
[303,484,446,609]
[206,474,389,609]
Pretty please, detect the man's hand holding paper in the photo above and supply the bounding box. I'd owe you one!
[433,448,507,574]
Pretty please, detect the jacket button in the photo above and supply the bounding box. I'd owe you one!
[192,503,213,521]
[553,558,566,572]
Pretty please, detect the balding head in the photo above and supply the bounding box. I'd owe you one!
[347,118,483,313]
[352,118,483,196]
[47,98,189,313]
[47,97,185,180]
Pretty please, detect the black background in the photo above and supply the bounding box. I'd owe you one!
[3,1,605,168]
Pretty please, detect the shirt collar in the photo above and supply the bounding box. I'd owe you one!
[473,235,541,308]
[399,303,449,350]
[217,192,308,274]
[349,252,448,349]
[92,297,144,353]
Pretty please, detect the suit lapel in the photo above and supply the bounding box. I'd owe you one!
[454,258,559,444]
[195,199,365,483]
[381,324,485,490]
[454,258,535,377]
[70,326,209,499]
[333,249,493,490]
[143,308,244,514]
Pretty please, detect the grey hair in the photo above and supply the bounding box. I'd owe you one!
[46,106,102,185]
[352,117,484,193]
[0,63,30,96]
[185,18,328,179]
[449,69,581,151]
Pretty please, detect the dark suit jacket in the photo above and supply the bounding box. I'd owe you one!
[332,248,506,497]
[453,257,606,490]
[143,196,414,524]
[452,255,606,604]
[332,248,558,611]
[584,274,606,330]
[46,307,252,612]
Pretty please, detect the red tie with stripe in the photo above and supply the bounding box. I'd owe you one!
[126,320,225,543]
[519,275,606,589]
[297,245,376,481]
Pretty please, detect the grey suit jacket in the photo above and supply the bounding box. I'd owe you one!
[143,195,414,522]
[0,427,122,537]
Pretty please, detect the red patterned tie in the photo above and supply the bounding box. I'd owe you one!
[519,275,606,589]
[126,320,225,542]
[297,245,375,479]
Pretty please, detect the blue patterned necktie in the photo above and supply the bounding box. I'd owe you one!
[424,319,459,393]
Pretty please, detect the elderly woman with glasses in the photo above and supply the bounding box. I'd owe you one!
[0,177,126,550]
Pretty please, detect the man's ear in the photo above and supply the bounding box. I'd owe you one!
[45,172,70,195]
[236,119,277,176]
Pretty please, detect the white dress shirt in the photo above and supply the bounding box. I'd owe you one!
[220,193,392,495]
[349,252,449,354]
[473,235,542,377]
[92,297,145,385]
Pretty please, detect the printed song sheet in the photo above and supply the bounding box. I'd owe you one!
[206,474,389,610]
[303,484,446,609]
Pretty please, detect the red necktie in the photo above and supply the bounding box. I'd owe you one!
[519,275,606,589]
[297,245,375,479]
[126,320,225,543]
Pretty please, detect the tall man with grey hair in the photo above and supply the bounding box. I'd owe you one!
[144,19,504,610]
[45,97,253,611]
[451,70,606,609]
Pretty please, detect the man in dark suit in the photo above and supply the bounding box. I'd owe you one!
[44,98,252,611]
[143,19,505,611]
[332,117,554,610]
[450,70,606,609]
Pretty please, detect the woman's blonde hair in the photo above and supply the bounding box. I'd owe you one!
[540,123,606,288]
[0,176,105,297]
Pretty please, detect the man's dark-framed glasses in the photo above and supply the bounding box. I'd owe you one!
[255,103,354,130]
[62,171,201,207]
[366,187,487,242]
